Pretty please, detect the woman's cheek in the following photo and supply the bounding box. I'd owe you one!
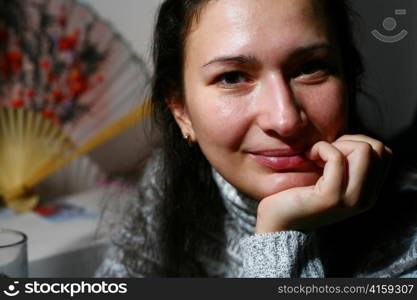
[191,96,251,148]
[298,81,347,140]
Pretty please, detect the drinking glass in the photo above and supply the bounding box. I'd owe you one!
[0,228,28,277]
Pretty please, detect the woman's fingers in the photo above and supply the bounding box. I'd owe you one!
[332,135,392,210]
[335,134,392,158]
[257,135,392,233]
[257,141,347,233]
[305,141,346,198]
[334,135,393,180]
[331,140,373,208]
[335,134,393,188]
[305,135,391,213]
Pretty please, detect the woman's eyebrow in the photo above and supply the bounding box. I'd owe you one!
[202,43,333,68]
[202,55,259,68]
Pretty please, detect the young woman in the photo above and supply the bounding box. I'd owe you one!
[96,0,417,277]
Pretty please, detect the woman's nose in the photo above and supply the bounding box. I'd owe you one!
[255,75,306,137]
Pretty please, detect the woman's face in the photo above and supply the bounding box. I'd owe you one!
[171,0,348,200]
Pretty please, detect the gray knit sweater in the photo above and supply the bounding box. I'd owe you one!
[95,151,417,278]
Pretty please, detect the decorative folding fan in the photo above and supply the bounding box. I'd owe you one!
[0,0,151,212]
[36,154,106,200]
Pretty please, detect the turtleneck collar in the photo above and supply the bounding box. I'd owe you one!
[212,168,258,234]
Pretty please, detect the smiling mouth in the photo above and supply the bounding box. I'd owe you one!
[247,149,309,171]
[250,154,307,170]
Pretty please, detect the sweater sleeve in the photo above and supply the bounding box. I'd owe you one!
[239,230,325,277]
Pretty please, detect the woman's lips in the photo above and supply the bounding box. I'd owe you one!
[248,151,308,171]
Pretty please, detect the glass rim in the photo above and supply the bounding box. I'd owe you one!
[0,228,27,248]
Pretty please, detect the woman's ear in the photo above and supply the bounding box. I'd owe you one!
[166,97,196,142]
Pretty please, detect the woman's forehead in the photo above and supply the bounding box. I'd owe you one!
[189,0,326,30]
[185,0,330,65]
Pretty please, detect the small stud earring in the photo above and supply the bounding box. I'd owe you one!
[183,134,193,146]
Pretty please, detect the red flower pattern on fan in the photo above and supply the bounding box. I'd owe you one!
[0,3,105,126]
[0,0,150,212]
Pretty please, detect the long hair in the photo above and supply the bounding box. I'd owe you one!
[150,0,365,276]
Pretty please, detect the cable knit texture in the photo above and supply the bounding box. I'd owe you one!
[96,150,417,278]
[240,232,324,277]
[211,168,324,278]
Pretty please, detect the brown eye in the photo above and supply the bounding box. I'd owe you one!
[216,71,248,87]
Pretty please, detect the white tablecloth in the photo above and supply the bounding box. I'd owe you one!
[0,185,135,277]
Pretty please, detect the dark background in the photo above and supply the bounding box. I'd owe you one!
[350,0,417,150]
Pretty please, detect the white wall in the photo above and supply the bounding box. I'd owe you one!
[78,0,164,67]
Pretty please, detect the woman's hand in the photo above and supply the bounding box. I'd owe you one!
[255,134,392,233]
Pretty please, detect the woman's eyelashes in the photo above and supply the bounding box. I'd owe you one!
[213,71,252,89]
[210,60,334,89]
[292,60,333,83]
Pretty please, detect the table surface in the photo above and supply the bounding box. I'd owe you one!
[0,185,136,277]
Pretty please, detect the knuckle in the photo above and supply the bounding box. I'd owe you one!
[357,142,373,155]
[373,141,385,155]
[315,141,327,148]
[331,151,344,164]
[354,134,371,142]
[356,134,367,139]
